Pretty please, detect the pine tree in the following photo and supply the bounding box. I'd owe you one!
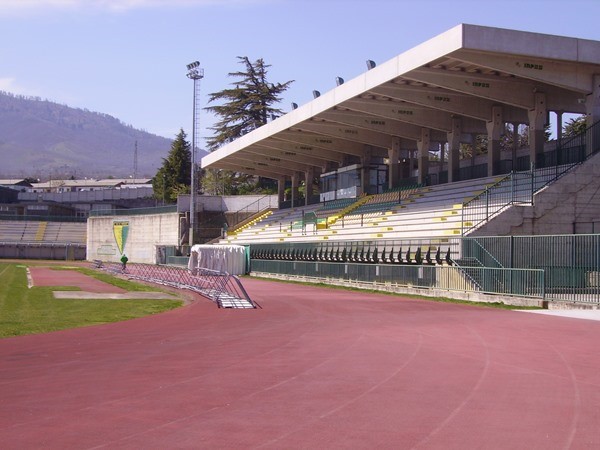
[202,57,293,195]
[204,56,294,151]
[153,129,191,203]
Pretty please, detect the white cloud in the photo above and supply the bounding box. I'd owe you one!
[0,0,262,15]
[0,77,35,96]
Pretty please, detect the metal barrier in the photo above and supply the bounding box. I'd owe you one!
[89,205,178,217]
[94,261,259,309]
[249,234,600,303]
[250,259,545,299]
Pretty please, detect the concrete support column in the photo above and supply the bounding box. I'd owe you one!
[447,117,461,183]
[555,111,563,142]
[360,147,373,194]
[417,128,430,185]
[487,106,503,176]
[304,167,314,206]
[388,137,401,190]
[511,122,520,170]
[291,172,299,208]
[587,74,600,127]
[277,177,286,206]
[528,92,547,168]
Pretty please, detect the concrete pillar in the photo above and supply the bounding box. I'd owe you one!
[555,111,563,142]
[388,137,401,190]
[585,75,600,156]
[277,177,286,206]
[487,105,503,176]
[291,172,299,208]
[304,167,314,206]
[528,92,547,169]
[511,122,519,170]
[587,74,600,127]
[417,128,430,185]
[447,117,461,183]
[361,147,373,194]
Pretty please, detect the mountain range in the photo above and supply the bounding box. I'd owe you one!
[0,91,176,180]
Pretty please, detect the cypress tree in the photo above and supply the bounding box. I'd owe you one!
[153,129,191,203]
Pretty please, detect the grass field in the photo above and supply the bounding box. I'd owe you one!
[0,262,183,338]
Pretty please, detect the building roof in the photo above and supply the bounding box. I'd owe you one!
[201,24,600,180]
[0,179,31,186]
[31,179,123,189]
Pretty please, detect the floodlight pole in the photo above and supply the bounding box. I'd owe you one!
[186,61,204,247]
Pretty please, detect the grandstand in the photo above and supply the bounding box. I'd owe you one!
[0,219,87,260]
[195,24,600,305]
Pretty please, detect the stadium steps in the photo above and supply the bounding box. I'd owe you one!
[0,221,28,241]
[34,222,48,241]
[56,222,87,244]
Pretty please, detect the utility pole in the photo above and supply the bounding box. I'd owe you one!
[133,140,138,181]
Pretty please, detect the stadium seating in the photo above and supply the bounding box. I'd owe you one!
[220,176,500,245]
[0,220,86,244]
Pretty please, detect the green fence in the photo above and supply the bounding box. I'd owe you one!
[249,234,600,303]
[250,259,544,299]
[459,234,600,303]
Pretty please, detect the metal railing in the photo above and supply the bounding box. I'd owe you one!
[94,261,259,309]
[0,214,86,222]
[250,259,545,299]
[89,205,178,217]
[249,234,600,303]
[458,234,600,303]
[461,120,600,234]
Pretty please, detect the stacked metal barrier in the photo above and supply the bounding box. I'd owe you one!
[94,261,258,309]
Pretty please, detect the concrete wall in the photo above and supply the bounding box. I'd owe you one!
[179,194,278,213]
[0,243,86,260]
[87,212,180,264]
[473,152,600,236]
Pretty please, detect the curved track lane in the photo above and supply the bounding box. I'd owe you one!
[1,277,600,449]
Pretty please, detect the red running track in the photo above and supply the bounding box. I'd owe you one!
[1,276,600,449]
[28,267,127,293]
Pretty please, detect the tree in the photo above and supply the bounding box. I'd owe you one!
[153,129,191,203]
[563,116,587,138]
[202,56,293,194]
[205,56,294,151]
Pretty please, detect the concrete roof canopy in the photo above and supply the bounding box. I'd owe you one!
[201,24,600,181]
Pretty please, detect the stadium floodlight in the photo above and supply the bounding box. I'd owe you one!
[312,90,321,99]
[186,61,204,247]
[335,77,344,86]
[291,102,298,110]
[366,60,376,70]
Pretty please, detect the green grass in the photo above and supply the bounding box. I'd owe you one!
[0,263,183,338]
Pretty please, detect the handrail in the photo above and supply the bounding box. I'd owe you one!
[198,195,275,230]
[461,119,600,235]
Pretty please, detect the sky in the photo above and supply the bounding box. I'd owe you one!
[1,0,599,149]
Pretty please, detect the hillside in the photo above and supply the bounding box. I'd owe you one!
[0,91,175,179]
